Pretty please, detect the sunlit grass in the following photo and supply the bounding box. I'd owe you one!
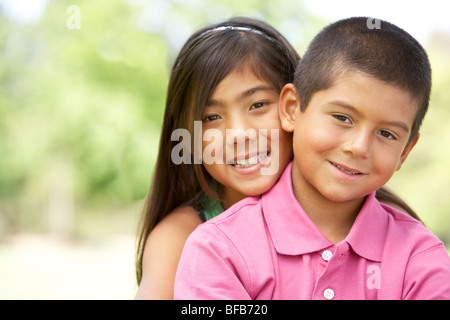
[0,234,137,300]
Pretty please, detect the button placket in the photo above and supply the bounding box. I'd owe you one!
[313,243,349,300]
[323,288,335,300]
[322,250,333,261]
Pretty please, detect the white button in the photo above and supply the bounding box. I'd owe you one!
[324,289,335,300]
[322,250,332,261]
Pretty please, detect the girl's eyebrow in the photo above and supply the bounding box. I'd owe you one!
[205,99,221,107]
[206,86,274,107]
[241,86,274,99]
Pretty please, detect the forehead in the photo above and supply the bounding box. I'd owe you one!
[209,64,274,99]
[317,73,418,122]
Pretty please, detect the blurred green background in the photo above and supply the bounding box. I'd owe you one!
[0,0,449,299]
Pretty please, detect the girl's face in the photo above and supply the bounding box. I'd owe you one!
[200,64,293,208]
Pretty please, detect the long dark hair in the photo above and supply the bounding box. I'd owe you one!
[135,17,421,284]
[135,17,300,283]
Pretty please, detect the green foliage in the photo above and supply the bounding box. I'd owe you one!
[0,0,310,236]
[0,0,167,234]
[387,33,450,242]
[0,0,448,245]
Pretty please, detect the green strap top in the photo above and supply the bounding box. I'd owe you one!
[199,194,224,221]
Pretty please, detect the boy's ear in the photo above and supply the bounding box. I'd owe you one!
[396,133,420,171]
[279,83,300,133]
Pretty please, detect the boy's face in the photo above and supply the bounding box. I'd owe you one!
[279,73,419,203]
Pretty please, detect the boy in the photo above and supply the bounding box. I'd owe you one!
[174,17,450,299]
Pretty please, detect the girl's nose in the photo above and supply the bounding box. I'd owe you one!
[225,115,257,146]
[225,116,258,162]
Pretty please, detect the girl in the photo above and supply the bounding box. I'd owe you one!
[134,17,419,299]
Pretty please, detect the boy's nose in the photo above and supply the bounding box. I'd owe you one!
[342,129,371,159]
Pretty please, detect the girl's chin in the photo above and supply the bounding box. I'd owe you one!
[234,182,274,197]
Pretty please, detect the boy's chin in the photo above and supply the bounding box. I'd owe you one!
[318,189,368,204]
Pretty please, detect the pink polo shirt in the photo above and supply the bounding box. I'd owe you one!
[175,162,450,300]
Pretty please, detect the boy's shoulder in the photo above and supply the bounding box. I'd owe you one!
[190,195,268,250]
[203,196,264,231]
[381,203,445,250]
[382,202,422,226]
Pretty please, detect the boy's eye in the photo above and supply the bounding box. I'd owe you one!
[378,130,397,140]
[249,102,268,110]
[202,114,221,122]
[333,114,352,124]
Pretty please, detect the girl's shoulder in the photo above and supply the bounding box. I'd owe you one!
[164,205,203,225]
[136,206,203,299]
[147,206,203,247]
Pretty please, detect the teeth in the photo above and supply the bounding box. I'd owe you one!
[232,152,268,168]
[333,163,361,175]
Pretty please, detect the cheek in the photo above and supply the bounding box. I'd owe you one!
[293,120,336,156]
[202,162,225,186]
[265,129,293,179]
[278,125,293,144]
[202,129,225,156]
[371,148,403,175]
[277,130,293,162]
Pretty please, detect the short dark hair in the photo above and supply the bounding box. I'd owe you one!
[294,17,431,144]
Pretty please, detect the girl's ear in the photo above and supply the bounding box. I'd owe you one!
[279,84,300,133]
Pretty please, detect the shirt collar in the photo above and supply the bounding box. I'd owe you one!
[262,161,387,262]
[345,192,387,262]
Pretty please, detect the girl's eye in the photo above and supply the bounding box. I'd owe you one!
[249,102,268,110]
[378,130,397,140]
[333,114,352,124]
[202,114,221,122]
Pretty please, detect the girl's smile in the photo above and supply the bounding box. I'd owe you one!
[201,63,292,207]
[229,151,270,168]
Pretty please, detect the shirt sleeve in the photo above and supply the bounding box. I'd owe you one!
[403,243,450,300]
[174,223,252,300]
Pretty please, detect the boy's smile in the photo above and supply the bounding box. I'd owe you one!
[280,73,419,208]
[328,161,366,180]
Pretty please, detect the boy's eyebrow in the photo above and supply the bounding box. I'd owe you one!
[330,100,410,133]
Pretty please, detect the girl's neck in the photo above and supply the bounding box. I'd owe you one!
[219,185,247,210]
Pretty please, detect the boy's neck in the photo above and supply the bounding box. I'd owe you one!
[291,166,365,245]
